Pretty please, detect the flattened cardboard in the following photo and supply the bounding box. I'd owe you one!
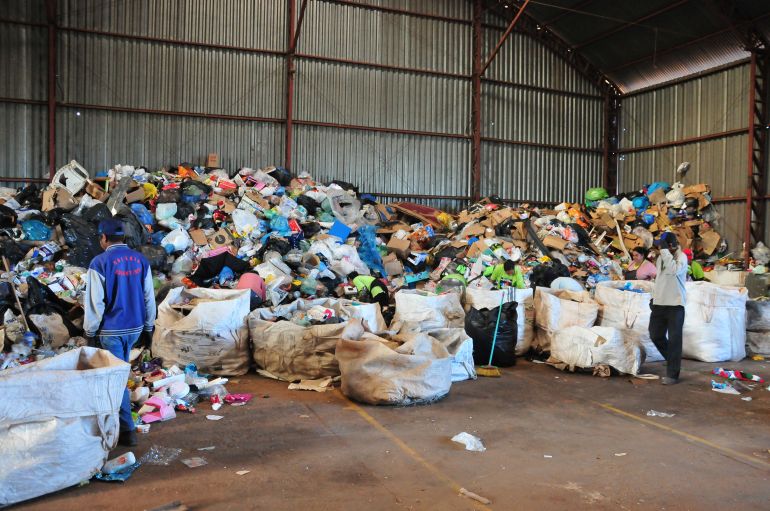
[125,187,145,204]
[683,183,709,195]
[462,223,487,237]
[699,230,721,255]
[189,229,208,246]
[543,236,569,250]
[206,153,219,168]
[208,228,233,249]
[85,182,108,202]
[376,204,394,222]
[466,240,488,259]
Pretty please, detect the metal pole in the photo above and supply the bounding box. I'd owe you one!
[745,51,757,266]
[285,0,296,170]
[471,0,482,201]
[480,0,530,77]
[292,0,309,52]
[46,0,56,179]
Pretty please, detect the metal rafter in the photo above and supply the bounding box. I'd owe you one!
[573,0,689,51]
[480,0,530,76]
[291,0,310,52]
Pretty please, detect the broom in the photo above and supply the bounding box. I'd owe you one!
[477,287,509,377]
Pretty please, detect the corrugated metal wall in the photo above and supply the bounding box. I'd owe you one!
[1,0,605,209]
[619,64,750,253]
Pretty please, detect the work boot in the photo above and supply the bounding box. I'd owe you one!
[661,377,679,385]
[118,430,138,447]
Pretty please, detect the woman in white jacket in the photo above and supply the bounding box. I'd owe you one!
[649,232,689,385]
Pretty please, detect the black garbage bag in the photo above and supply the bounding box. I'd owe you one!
[301,221,322,238]
[115,206,149,249]
[190,252,251,286]
[82,203,112,224]
[269,166,293,187]
[61,213,103,267]
[0,240,27,265]
[181,179,212,200]
[0,281,18,319]
[194,211,216,229]
[24,277,81,340]
[139,245,170,273]
[175,202,197,220]
[0,204,17,228]
[14,184,40,208]
[465,303,518,367]
[296,195,321,215]
[529,261,570,289]
[257,236,292,258]
[157,187,181,203]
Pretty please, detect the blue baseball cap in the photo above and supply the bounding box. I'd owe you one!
[98,218,124,236]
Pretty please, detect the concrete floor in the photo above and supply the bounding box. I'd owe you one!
[13,358,770,511]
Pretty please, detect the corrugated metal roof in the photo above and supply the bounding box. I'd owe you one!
[488,0,770,93]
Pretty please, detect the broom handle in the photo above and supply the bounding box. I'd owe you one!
[487,289,506,367]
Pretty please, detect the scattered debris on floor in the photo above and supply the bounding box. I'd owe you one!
[451,432,486,452]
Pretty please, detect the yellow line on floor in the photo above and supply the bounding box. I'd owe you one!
[595,401,770,470]
[338,392,493,511]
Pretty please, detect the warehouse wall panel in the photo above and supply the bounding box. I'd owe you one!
[481,142,603,203]
[482,84,603,148]
[299,1,471,74]
[55,107,284,173]
[58,32,285,118]
[483,31,602,97]
[58,0,287,51]
[0,25,48,101]
[340,0,472,20]
[294,60,469,134]
[4,0,46,23]
[0,103,47,183]
[293,125,470,198]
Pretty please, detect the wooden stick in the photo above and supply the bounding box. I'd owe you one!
[3,256,30,331]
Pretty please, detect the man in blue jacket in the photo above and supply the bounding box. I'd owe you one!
[84,218,156,446]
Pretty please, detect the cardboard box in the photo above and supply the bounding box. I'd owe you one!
[125,187,145,204]
[206,153,219,168]
[462,223,486,237]
[85,182,108,202]
[376,204,395,222]
[683,183,710,195]
[466,239,488,259]
[42,188,77,212]
[387,237,411,259]
[383,253,404,277]
[377,222,411,235]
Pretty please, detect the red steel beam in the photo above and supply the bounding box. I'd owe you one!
[617,127,748,154]
[58,102,285,124]
[480,0,531,77]
[480,136,601,153]
[46,0,56,178]
[471,0,483,201]
[745,52,758,266]
[286,0,297,170]
[573,0,688,50]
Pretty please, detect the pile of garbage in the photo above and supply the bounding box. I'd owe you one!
[0,157,740,372]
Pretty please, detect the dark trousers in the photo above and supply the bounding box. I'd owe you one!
[648,304,685,379]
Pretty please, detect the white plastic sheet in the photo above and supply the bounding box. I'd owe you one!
[152,287,251,375]
[0,348,129,505]
[682,282,747,362]
[594,280,662,361]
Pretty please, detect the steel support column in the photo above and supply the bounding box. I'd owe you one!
[745,50,769,264]
[285,0,297,170]
[471,0,482,201]
[46,0,56,178]
[603,93,620,194]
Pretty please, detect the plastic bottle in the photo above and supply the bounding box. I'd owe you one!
[102,452,136,474]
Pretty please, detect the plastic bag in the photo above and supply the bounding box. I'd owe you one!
[356,225,385,276]
[155,202,177,220]
[232,209,259,236]
[161,228,192,252]
[0,204,18,228]
[61,213,103,267]
[138,245,170,273]
[269,216,291,237]
[82,203,112,224]
[130,203,154,226]
[21,220,52,241]
[465,302,517,367]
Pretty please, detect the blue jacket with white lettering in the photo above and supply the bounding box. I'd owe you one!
[83,243,156,338]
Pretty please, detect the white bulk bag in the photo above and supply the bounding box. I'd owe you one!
[0,348,129,505]
[682,282,747,362]
[550,325,642,375]
[594,280,662,361]
[464,287,535,355]
[392,290,465,331]
[423,328,476,382]
[248,298,387,381]
[534,288,599,350]
[152,287,251,375]
[336,332,452,405]
[746,300,770,355]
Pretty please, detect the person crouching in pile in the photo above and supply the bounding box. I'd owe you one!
[348,271,389,309]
